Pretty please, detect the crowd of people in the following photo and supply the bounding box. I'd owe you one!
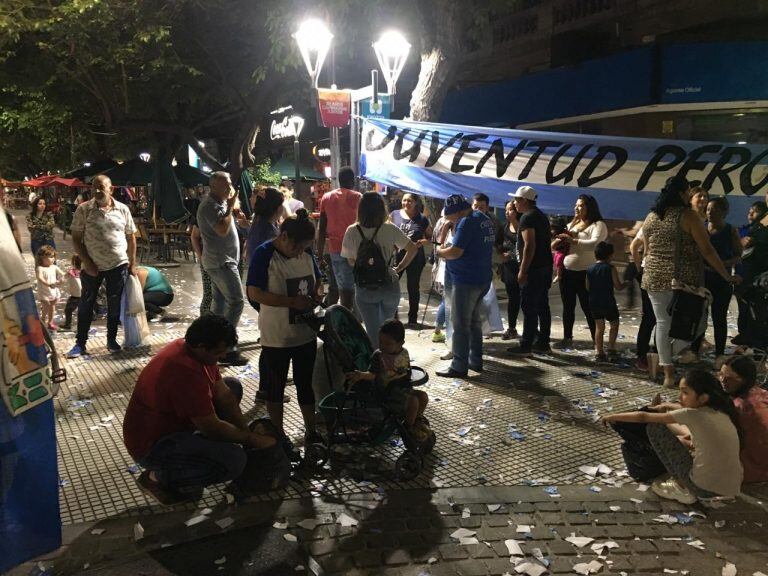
[7,166,768,508]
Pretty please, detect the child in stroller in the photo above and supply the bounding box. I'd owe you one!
[305,305,435,479]
[346,319,431,443]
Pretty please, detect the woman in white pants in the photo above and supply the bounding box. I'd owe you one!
[640,175,739,388]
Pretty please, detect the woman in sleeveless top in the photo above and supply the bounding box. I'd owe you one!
[641,176,739,388]
[498,199,521,339]
[688,197,742,361]
[552,194,608,347]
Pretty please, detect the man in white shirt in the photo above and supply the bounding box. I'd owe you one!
[67,174,137,357]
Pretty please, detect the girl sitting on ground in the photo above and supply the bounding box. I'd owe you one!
[719,355,768,484]
[602,369,743,504]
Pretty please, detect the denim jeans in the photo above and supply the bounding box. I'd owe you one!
[138,377,246,493]
[330,253,355,291]
[76,263,129,346]
[449,282,490,373]
[355,282,401,348]
[647,289,705,366]
[399,249,426,323]
[520,266,552,349]
[206,261,244,328]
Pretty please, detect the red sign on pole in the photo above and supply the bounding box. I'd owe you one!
[317,88,351,128]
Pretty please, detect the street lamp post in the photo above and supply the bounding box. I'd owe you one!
[290,115,305,191]
[294,21,410,185]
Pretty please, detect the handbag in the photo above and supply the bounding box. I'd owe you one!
[667,209,711,341]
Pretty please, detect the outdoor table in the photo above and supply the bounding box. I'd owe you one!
[146,228,190,266]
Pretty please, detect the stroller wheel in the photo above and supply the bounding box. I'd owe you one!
[396,451,422,480]
[304,442,329,470]
[423,431,437,455]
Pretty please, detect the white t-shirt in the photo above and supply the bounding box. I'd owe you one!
[340,222,409,266]
[71,199,136,272]
[37,264,64,301]
[246,241,319,348]
[671,407,743,496]
[563,220,608,271]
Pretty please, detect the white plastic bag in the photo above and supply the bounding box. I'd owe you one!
[124,275,145,315]
[121,275,149,347]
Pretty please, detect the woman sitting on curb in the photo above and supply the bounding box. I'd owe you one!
[719,355,768,484]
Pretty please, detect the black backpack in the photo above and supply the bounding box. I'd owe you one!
[353,224,390,289]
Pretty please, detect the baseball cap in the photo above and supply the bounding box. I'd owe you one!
[444,194,471,215]
[511,185,537,201]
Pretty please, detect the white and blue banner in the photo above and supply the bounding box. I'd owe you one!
[361,118,768,221]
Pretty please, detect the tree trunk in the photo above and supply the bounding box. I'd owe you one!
[408,0,462,122]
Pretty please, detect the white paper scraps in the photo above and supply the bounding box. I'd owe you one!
[722,563,737,576]
[531,548,548,566]
[215,517,235,530]
[459,537,480,545]
[591,541,619,554]
[505,539,524,556]
[514,561,548,576]
[427,557,438,564]
[597,463,612,475]
[283,533,298,542]
[295,565,305,572]
[688,539,706,550]
[630,498,643,504]
[579,465,599,477]
[516,525,532,533]
[273,521,288,530]
[714,520,726,529]
[214,556,227,565]
[609,505,622,512]
[637,483,650,491]
[297,518,320,530]
[574,560,603,575]
[752,571,768,576]
[462,507,471,519]
[565,535,594,548]
[487,503,502,512]
[90,528,106,535]
[308,556,322,576]
[337,512,358,527]
[133,522,144,541]
[663,570,679,574]
[225,493,235,505]
[654,514,679,525]
[100,415,115,423]
[688,511,706,518]
[185,515,209,527]
[450,527,477,540]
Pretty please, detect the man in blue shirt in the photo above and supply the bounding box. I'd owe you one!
[435,194,495,377]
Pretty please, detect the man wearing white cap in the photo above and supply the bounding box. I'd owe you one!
[435,194,496,377]
[508,186,553,357]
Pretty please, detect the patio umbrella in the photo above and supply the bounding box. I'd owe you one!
[48,177,88,188]
[21,175,60,187]
[238,169,254,219]
[65,159,118,179]
[149,149,187,224]
[103,159,153,186]
[173,163,210,187]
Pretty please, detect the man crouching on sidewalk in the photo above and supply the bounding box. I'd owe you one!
[123,314,275,505]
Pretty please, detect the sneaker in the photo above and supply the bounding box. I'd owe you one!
[501,329,519,340]
[136,470,198,506]
[435,366,468,378]
[440,351,454,361]
[552,338,573,350]
[507,345,533,358]
[431,331,446,343]
[107,340,122,353]
[220,351,248,366]
[651,477,697,504]
[66,344,87,359]
[634,357,649,372]
[678,350,698,364]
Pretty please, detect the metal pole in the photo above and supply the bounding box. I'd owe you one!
[330,127,340,188]
[294,137,301,191]
[350,100,359,175]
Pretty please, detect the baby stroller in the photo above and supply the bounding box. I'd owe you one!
[302,305,436,480]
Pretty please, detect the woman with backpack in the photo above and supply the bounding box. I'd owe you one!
[341,192,419,348]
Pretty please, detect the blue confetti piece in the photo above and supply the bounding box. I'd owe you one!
[457,426,471,437]
[509,431,526,441]
[674,512,694,524]
[127,464,140,475]
[59,478,69,487]
[543,486,559,495]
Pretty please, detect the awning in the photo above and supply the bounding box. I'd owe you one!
[270,158,327,181]
[360,118,767,222]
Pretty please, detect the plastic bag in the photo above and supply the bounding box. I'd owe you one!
[124,275,145,315]
[121,276,149,347]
